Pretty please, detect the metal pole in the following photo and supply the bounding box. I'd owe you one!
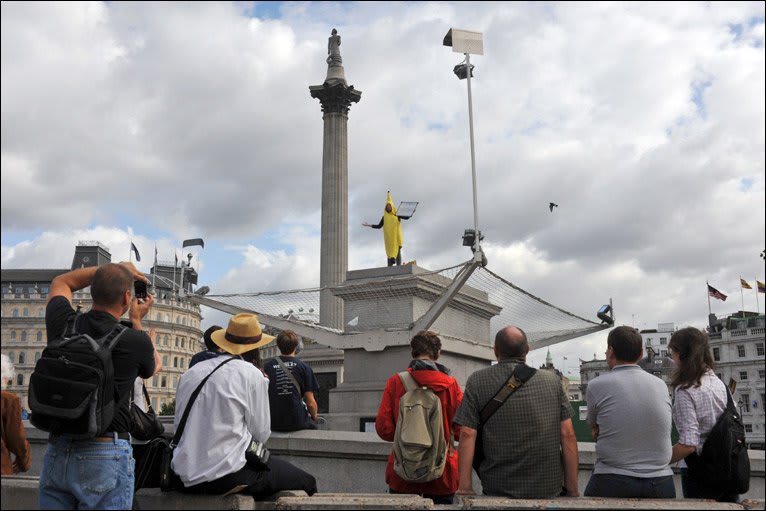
[465,53,480,252]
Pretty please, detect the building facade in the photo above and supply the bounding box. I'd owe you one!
[707,312,766,449]
[1,242,203,414]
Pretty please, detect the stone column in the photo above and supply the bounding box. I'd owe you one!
[310,29,362,329]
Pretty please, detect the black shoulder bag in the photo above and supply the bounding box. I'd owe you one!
[130,381,164,441]
[473,364,536,474]
[135,356,238,491]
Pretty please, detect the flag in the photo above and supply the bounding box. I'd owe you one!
[758,280,766,293]
[174,252,178,266]
[182,238,205,249]
[740,278,752,290]
[131,242,141,262]
[708,284,727,301]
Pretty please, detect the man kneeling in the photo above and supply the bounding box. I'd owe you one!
[172,313,317,497]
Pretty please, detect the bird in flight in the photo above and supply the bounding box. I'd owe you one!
[549,202,558,212]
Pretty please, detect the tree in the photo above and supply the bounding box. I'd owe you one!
[160,399,176,416]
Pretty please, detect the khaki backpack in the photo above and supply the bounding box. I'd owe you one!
[392,371,449,483]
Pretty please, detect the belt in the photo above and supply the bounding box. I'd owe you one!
[49,432,130,443]
[93,432,130,442]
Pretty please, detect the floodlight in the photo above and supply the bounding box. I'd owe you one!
[443,28,484,55]
[453,63,475,80]
[194,286,210,296]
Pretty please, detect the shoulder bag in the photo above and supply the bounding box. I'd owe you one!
[130,381,165,441]
[473,364,536,474]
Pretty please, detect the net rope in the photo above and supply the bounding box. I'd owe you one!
[199,260,602,346]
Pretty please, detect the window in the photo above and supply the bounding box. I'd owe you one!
[760,370,766,380]
[161,376,167,388]
[156,313,162,321]
[16,374,24,386]
[713,347,720,361]
[23,308,29,317]
[10,331,16,341]
[757,343,764,356]
[181,338,185,349]
[152,375,158,387]
[21,331,27,342]
[7,352,14,363]
[18,352,25,364]
[37,331,43,343]
[12,309,18,318]
[745,424,753,433]
[173,357,178,368]
[180,358,185,369]
[741,394,750,413]
[739,371,748,381]
[173,376,178,388]
[14,287,21,298]
[737,345,745,357]
[175,337,179,347]
[162,355,168,367]
[164,334,169,346]
[38,308,44,317]
[152,398,158,410]
[660,337,667,345]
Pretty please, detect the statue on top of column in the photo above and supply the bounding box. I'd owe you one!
[327,28,342,66]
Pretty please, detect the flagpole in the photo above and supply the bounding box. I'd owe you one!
[707,281,712,315]
[172,252,177,294]
[152,245,157,289]
[129,239,133,263]
[757,277,761,314]
[740,277,745,318]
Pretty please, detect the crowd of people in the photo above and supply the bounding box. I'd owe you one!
[0,261,747,509]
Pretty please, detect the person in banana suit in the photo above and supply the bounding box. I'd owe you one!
[363,191,410,266]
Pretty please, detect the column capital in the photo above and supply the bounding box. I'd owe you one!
[310,82,362,115]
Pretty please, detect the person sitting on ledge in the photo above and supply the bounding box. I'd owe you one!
[172,313,317,497]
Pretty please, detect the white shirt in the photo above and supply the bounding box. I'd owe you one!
[131,377,150,446]
[171,356,271,486]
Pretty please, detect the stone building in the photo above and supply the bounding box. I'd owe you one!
[707,312,765,449]
[1,241,203,413]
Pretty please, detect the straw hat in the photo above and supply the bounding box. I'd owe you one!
[210,313,274,355]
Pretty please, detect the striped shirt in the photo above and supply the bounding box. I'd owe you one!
[672,369,727,465]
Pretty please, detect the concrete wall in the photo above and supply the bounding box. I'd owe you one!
[17,424,765,500]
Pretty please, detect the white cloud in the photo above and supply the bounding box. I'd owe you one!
[2,2,764,363]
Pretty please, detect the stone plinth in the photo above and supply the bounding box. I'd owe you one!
[327,265,502,428]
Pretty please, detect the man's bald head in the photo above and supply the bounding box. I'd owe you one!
[494,326,529,360]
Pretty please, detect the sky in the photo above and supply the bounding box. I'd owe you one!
[2,1,765,375]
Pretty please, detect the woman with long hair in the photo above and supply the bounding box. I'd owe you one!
[667,327,737,502]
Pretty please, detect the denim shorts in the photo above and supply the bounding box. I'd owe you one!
[39,435,134,510]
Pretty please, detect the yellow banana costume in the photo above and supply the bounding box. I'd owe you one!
[383,192,403,259]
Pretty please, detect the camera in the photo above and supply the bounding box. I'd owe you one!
[134,280,148,300]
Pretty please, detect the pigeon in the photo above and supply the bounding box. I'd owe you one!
[549,202,558,212]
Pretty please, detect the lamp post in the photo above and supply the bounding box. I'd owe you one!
[444,28,484,261]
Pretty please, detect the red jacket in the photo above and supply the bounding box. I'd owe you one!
[375,367,463,495]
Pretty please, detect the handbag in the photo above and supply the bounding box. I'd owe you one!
[134,356,239,491]
[130,382,165,441]
[473,363,536,474]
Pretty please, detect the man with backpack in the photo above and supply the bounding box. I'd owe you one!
[375,330,463,504]
[264,330,320,432]
[36,262,159,510]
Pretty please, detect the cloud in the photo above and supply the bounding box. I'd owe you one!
[2,2,764,363]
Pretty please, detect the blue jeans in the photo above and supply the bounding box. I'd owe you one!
[39,435,135,510]
[585,473,676,498]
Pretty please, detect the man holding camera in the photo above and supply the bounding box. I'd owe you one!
[39,262,159,510]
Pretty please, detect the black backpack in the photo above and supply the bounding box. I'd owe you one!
[684,388,750,495]
[29,313,128,439]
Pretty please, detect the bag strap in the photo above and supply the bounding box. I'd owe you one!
[397,371,420,392]
[142,382,152,409]
[172,356,238,447]
[479,363,536,425]
[64,310,82,337]
[274,356,302,395]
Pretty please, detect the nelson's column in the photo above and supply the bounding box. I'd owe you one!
[310,29,362,329]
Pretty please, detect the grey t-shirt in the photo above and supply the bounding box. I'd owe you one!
[586,364,673,477]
